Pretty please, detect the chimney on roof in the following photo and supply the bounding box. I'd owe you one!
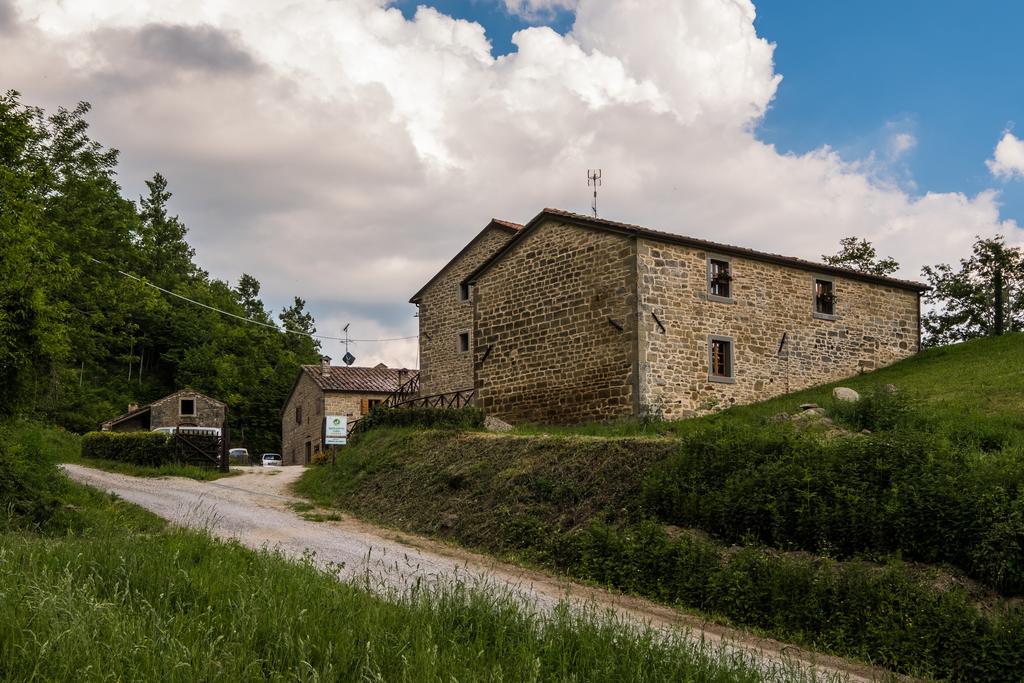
[397,368,408,388]
[320,356,331,377]
[128,403,138,413]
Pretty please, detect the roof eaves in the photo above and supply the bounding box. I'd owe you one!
[409,219,522,303]
[467,208,928,293]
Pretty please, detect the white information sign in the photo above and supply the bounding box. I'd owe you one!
[324,415,348,445]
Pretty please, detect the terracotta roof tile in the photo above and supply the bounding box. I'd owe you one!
[303,365,417,394]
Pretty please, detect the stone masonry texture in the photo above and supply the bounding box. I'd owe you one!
[149,390,225,430]
[417,225,517,396]
[635,239,920,420]
[419,214,921,425]
[281,372,390,465]
[474,221,637,424]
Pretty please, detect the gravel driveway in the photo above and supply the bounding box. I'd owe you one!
[63,463,891,682]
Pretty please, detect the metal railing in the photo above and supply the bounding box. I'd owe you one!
[384,373,421,407]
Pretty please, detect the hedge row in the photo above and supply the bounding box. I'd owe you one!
[641,422,1024,594]
[356,407,485,437]
[550,521,1024,682]
[81,431,220,468]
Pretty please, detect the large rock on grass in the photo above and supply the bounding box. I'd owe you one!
[832,387,860,402]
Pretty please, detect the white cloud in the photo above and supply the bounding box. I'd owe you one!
[504,0,578,22]
[888,132,916,158]
[3,0,1020,368]
[987,130,1024,180]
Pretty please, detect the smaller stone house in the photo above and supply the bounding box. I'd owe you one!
[281,358,416,465]
[101,389,226,432]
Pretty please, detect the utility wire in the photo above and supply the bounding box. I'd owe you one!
[86,256,418,343]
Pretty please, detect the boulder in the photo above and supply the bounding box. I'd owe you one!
[485,415,514,433]
[832,387,860,402]
[798,403,820,411]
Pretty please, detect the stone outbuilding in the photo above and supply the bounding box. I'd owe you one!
[413,208,927,425]
[100,388,227,432]
[281,359,416,465]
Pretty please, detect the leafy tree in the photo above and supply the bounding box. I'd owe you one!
[280,297,322,354]
[0,92,324,450]
[822,236,900,276]
[921,235,1024,346]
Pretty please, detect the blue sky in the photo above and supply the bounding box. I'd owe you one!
[393,0,1024,225]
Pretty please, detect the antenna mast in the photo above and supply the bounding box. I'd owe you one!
[341,323,356,365]
[587,169,602,218]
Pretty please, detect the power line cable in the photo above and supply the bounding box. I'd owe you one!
[86,256,418,343]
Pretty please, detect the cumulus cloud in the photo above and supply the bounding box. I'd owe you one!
[987,130,1024,180]
[3,0,1019,367]
[504,0,578,21]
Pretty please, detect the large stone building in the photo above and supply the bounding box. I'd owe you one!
[281,359,415,465]
[414,208,925,424]
[411,218,521,397]
[101,389,226,432]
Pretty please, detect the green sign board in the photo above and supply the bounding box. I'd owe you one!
[324,415,348,445]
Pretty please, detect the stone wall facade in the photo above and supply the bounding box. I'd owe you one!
[416,224,517,396]
[149,390,225,430]
[474,221,637,423]
[635,239,920,420]
[281,373,390,465]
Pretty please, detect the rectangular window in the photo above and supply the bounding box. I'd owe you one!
[458,332,470,353]
[814,278,836,317]
[179,399,195,416]
[367,399,383,411]
[295,405,302,425]
[708,257,732,300]
[708,336,734,383]
[459,282,470,302]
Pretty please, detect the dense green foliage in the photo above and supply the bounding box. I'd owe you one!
[355,406,485,438]
[0,421,161,533]
[0,91,320,451]
[922,235,1024,345]
[642,412,1024,593]
[81,431,176,466]
[0,426,773,682]
[821,236,899,276]
[298,427,1024,680]
[78,430,231,478]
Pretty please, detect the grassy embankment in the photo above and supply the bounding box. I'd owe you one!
[0,420,782,682]
[296,333,1024,681]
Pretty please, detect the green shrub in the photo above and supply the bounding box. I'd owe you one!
[355,406,485,437]
[641,424,1024,594]
[81,431,175,465]
[0,422,71,531]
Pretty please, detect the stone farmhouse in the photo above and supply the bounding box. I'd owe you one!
[101,389,226,432]
[281,359,415,465]
[413,208,926,424]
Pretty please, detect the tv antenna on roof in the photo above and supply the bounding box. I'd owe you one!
[341,323,355,366]
[587,169,602,218]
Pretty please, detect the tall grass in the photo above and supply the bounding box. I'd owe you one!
[0,525,786,682]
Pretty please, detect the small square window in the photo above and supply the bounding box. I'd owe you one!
[180,399,195,416]
[458,332,470,353]
[814,278,836,317]
[367,399,383,411]
[708,258,732,300]
[708,336,734,383]
[459,282,470,301]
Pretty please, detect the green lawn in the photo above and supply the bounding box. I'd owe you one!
[0,420,790,682]
[512,333,1024,443]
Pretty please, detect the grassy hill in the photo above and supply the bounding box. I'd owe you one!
[0,421,771,682]
[296,333,1024,681]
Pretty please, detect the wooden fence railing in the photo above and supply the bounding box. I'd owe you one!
[391,387,476,410]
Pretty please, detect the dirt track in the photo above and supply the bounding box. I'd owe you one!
[63,463,902,683]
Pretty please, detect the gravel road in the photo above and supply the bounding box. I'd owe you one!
[63,463,893,682]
